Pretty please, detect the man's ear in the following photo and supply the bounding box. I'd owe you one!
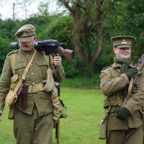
[113,47,116,54]
[34,36,37,41]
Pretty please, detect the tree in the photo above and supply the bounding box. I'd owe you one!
[56,0,113,72]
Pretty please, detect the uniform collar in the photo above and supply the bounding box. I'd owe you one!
[112,62,133,68]
[19,47,35,55]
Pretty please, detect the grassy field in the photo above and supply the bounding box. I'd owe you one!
[0,87,106,144]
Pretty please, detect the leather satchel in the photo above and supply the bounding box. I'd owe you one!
[5,90,18,106]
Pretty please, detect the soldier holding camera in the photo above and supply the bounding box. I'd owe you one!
[0,24,65,144]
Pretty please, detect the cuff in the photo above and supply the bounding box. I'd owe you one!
[56,66,60,71]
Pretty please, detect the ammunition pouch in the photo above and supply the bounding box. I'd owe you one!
[103,92,123,108]
[11,74,20,84]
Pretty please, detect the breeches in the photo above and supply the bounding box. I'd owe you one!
[106,125,143,144]
[13,106,53,144]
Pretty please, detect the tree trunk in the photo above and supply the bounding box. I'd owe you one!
[58,0,108,72]
[89,0,105,70]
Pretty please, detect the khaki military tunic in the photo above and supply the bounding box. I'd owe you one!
[0,48,65,113]
[0,48,65,144]
[100,62,144,144]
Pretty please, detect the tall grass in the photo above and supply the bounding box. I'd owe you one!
[0,87,106,144]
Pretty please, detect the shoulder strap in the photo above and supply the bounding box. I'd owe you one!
[14,50,37,93]
[49,55,54,66]
[44,54,50,66]
[44,54,54,67]
[44,54,54,80]
[11,53,16,75]
[103,69,112,79]
[103,67,120,79]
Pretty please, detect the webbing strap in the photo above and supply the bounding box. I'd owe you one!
[11,53,16,74]
[14,50,36,93]
[127,77,133,100]
[27,82,45,93]
[127,71,142,99]
[44,53,49,67]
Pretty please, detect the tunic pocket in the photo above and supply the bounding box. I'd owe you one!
[15,62,27,76]
[37,61,48,78]
[104,92,120,107]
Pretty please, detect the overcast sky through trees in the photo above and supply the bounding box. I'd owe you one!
[0,0,65,20]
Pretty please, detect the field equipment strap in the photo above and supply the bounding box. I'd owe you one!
[11,53,16,74]
[44,54,54,67]
[11,50,36,93]
[44,53,50,66]
[27,82,46,93]
[127,71,142,99]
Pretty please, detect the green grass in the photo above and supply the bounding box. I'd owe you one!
[0,87,106,144]
[60,77,101,89]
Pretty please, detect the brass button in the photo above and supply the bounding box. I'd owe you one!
[31,73,34,75]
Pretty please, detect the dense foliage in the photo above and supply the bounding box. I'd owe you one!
[0,0,144,81]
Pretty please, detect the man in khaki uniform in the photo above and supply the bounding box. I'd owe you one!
[0,24,65,144]
[100,36,144,144]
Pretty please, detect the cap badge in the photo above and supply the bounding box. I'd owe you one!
[22,32,28,37]
[121,39,127,44]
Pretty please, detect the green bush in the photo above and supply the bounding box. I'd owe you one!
[60,73,101,89]
[0,38,11,72]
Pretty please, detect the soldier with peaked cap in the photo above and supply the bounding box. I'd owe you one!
[100,36,144,144]
[0,24,65,144]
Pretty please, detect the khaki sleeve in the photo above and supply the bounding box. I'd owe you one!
[53,65,65,83]
[100,70,129,96]
[124,70,144,115]
[49,55,65,83]
[0,55,12,111]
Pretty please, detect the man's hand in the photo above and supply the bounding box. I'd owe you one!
[0,112,3,121]
[53,54,62,68]
[116,107,131,121]
[126,67,138,80]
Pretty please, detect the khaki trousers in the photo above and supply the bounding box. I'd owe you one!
[14,106,53,144]
[106,125,143,144]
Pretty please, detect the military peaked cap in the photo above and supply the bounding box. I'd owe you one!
[15,24,36,42]
[111,36,136,48]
